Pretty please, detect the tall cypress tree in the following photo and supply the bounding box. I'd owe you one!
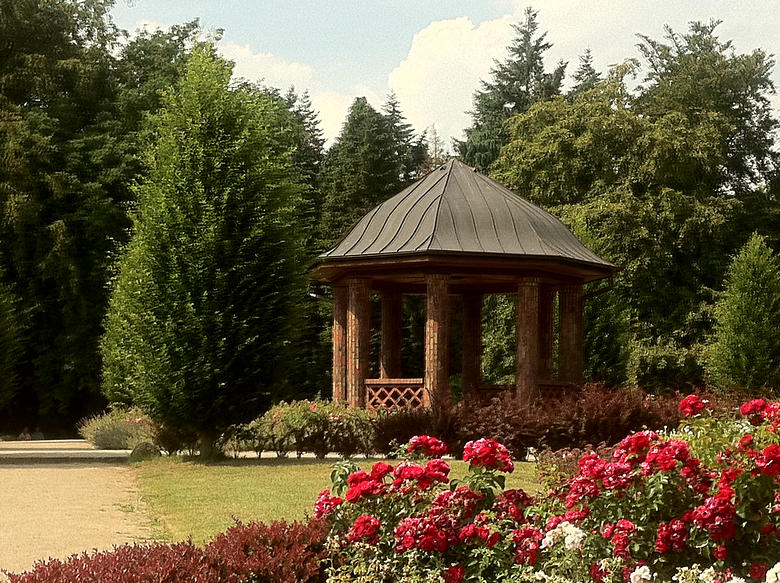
[101,46,306,454]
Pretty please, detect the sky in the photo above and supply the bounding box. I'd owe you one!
[110,1,780,149]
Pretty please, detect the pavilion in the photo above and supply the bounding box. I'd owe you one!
[312,159,615,410]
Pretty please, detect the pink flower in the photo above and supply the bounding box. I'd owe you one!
[313,489,343,518]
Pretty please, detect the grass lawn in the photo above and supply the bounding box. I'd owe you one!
[135,456,538,545]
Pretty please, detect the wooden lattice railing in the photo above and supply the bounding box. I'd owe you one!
[365,378,425,410]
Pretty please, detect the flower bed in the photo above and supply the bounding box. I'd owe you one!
[317,396,780,582]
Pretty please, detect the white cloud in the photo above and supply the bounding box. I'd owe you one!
[388,15,517,148]
[219,43,316,91]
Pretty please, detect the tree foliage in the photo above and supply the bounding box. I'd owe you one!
[458,8,566,170]
[0,269,24,410]
[491,21,778,388]
[319,97,403,250]
[101,46,307,451]
[707,234,780,394]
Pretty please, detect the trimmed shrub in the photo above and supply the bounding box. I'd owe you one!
[7,519,327,583]
[78,406,157,449]
[205,519,327,583]
[241,400,376,458]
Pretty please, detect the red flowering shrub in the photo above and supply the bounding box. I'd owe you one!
[320,399,780,583]
[679,394,708,416]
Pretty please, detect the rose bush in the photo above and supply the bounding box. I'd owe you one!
[318,398,780,583]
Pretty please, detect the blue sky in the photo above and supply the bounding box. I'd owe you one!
[111,1,780,148]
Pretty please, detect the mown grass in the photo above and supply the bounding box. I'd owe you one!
[135,456,538,545]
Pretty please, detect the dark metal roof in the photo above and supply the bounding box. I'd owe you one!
[320,159,615,272]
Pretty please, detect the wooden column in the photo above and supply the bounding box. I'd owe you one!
[346,278,371,408]
[424,274,450,409]
[516,277,541,403]
[538,286,556,380]
[560,283,584,385]
[332,284,348,402]
[380,290,402,378]
[461,292,482,397]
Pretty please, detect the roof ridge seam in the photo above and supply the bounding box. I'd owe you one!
[427,160,453,252]
[472,169,504,253]
[396,194,442,251]
[341,204,383,256]
[371,171,447,254]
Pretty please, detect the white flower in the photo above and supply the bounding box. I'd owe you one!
[701,567,718,583]
[630,565,654,583]
[541,521,585,551]
[767,562,780,583]
[725,578,746,583]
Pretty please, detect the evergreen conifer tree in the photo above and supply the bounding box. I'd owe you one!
[319,97,401,250]
[458,8,566,170]
[708,234,780,393]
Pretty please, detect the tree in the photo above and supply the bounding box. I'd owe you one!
[101,46,306,454]
[458,7,566,170]
[707,234,780,393]
[568,49,601,97]
[383,92,426,184]
[319,97,401,250]
[637,21,778,194]
[491,18,779,388]
[0,0,123,426]
[0,270,24,411]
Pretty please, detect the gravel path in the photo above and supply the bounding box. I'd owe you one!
[0,460,154,577]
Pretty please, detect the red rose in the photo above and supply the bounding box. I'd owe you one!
[463,438,514,472]
[756,444,780,477]
[713,544,728,561]
[443,566,466,583]
[348,515,381,545]
[409,434,449,458]
[313,489,343,518]
[679,394,706,416]
[750,562,770,580]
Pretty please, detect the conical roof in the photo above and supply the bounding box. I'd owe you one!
[319,159,614,277]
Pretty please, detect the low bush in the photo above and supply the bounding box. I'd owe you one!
[77,406,157,450]
[317,397,780,582]
[451,384,739,457]
[6,519,327,583]
[240,400,375,458]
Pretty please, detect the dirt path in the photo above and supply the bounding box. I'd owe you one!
[0,462,154,577]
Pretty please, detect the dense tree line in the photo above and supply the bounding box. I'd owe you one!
[2,1,779,438]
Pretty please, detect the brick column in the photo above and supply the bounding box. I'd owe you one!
[560,283,584,385]
[425,274,450,409]
[516,277,541,403]
[346,278,371,407]
[461,292,482,397]
[380,290,402,378]
[332,284,348,402]
[538,286,556,380]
